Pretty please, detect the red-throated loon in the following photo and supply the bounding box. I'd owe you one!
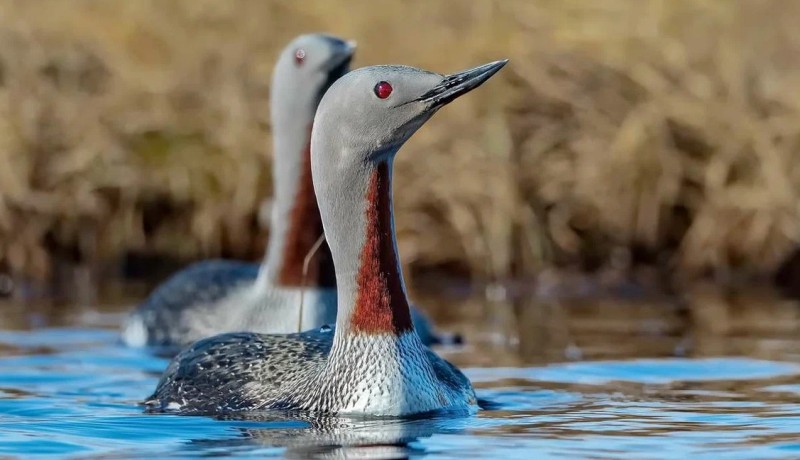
[145,59,507,416]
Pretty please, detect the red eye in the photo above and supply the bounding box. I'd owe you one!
[294,48,306,66]
[374,81,392,99]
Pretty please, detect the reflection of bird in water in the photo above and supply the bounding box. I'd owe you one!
[145,61,507,417]
[188,412,457,459]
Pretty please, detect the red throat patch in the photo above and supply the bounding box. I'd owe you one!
[277,129,336,288]
[349,161,413,335]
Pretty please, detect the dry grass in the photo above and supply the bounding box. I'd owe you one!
[1,0,799,283]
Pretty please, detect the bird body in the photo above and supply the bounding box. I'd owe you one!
[121,260,336,349]
[147,329,472,415]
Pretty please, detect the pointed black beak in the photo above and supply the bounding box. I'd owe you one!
[324,38,357,74]
[320,39,356,98]
[418,59,508,109]
[337,40,357,67]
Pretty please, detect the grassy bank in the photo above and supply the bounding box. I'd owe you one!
[0,0,799,285]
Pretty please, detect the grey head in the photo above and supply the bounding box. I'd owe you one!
[271,34,356,135]
[260,34,355,289]
[312,60,507,165]
[310,60,507,336]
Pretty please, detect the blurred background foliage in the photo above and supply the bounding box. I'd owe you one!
[1,0,800,290]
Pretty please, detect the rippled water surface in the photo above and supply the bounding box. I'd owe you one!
[2,287,800,458]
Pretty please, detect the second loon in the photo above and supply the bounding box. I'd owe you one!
[122,34,447,350]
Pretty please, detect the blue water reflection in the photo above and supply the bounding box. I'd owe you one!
[0,326,799,458]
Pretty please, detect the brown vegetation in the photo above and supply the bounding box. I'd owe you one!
[0,0,799,285]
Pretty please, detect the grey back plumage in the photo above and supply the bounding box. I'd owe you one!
[122,260,258,349]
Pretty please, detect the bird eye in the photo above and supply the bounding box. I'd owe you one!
[294,48,306,66]
[374,81,393,99]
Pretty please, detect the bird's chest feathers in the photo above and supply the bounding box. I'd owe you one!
[312,333,446,415]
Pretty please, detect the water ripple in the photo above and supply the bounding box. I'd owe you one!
[0,327,799,458]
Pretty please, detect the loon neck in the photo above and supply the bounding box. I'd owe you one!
[348,160,413,335]
[259,127,336,290]
[314,154,414,340]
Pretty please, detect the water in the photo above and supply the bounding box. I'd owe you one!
[1,288,800,458]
